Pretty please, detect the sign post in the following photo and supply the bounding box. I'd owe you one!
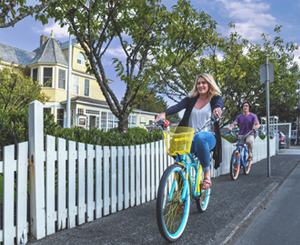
[260,55,274,177]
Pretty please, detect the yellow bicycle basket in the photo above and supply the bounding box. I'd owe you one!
[163,126,195,156]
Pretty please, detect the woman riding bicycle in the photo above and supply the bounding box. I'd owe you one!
[154,73,224,190]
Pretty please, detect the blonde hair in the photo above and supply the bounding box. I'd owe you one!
[189,73,221,100]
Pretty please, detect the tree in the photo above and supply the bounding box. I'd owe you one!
[162,24,300,127]
[0,0,58,28]
[0,64,50,110]
[162,23,248,127]
[136,94,167,113]
[45,0,217,132]
[136,93,181,123]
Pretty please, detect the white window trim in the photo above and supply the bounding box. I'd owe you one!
[77,52,87,66]
[57,68,67,90]
[31,67,39,82]
[72,75,80,95]
[84,79,90,97]
[41,66,53,88]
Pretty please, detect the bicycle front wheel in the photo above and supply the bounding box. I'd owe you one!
[156,164,191,242]
[230,150,240,180]
[243,149,251,175]
[196,165,210,212]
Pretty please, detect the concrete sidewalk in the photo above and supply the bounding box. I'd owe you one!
[28,149,300,245]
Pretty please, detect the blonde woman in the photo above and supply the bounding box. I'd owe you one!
[154,73,224,190]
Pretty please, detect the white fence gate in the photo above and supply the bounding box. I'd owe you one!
[0,100,278,244]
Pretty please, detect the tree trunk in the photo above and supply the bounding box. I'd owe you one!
[118,115,129,133]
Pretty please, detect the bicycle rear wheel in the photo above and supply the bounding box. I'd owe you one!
[230,150,240,180]
[156,164,191,242]
[196,166,210,212]
[243,149,251,175]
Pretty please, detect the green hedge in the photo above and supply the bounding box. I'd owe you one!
[0,109,163,149]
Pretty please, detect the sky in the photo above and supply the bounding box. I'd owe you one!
[0,0,300,110]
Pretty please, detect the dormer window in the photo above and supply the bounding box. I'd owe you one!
[77,52,86,66]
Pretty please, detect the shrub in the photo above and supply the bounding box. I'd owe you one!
[0,109,163,149]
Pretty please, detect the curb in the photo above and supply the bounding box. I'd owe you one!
[209,160,300,245]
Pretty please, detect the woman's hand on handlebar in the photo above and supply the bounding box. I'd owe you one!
[212,108,222,119]
[154,112,166,123]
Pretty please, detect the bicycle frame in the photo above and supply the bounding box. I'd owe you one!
[233,143,249,167]
[232,130,253,167]
[175,153,204,202]
[156,116,218,203]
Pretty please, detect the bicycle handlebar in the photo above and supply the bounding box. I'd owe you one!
[194,112,221,134]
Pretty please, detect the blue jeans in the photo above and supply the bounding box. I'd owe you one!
[190,131,216,172]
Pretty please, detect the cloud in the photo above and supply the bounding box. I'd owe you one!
[104,46,127,60]
[293,45,300,67]
[217,53,224,61]
[215,0,276,41]
[34,21,69,39]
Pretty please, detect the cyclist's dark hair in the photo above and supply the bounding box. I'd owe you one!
[242,101,252,110]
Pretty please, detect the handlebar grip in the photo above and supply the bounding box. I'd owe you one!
[163,120,169,127]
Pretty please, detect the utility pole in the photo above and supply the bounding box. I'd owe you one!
[66,34,72,128]
[265,55,271,177]
[260,54,274,177]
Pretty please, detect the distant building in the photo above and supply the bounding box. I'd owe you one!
[0,31,157,130]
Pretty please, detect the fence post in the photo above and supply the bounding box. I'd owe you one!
[28,100,46,239]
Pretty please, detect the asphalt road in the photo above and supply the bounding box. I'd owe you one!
[28,148,300,245]
[235,159,300,245]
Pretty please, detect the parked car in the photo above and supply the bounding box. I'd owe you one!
[270,130,286,149]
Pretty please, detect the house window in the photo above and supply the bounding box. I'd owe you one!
[58,69,66,89]
[77,52,86,66]
[73,76,79,95]
[56,108,64,127]
[128,115,137,128]
[101,111,107,131]
[84,79,90,96]
[78,108,84,115]
[43,67,52,87]
[32,68,38,81]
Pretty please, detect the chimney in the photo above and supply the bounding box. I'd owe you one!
[40,35,48,47]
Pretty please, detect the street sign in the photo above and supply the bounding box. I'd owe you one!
[260,63,274,84]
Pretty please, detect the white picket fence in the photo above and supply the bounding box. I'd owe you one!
[0,143,29,245]
[0,100,278,244]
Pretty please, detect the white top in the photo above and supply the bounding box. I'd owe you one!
[188,103,214,133]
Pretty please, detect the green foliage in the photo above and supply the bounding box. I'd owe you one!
[0,0,58,28]
[42,0,217,132]
[136,94,168,113]
[0,108,28,148]
[0,108,59,149]
[48,126,163,146]
[0,108,162,149]
[221,134,237,143]
[0,64,50,111]
[162,24,300,127]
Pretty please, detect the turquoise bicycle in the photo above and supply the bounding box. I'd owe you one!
[155,116,217,242]
[229,130,254,180]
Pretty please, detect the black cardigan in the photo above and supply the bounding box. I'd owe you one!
[164,95,224,169]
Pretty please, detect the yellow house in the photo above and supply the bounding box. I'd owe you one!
[0,32,157,130]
